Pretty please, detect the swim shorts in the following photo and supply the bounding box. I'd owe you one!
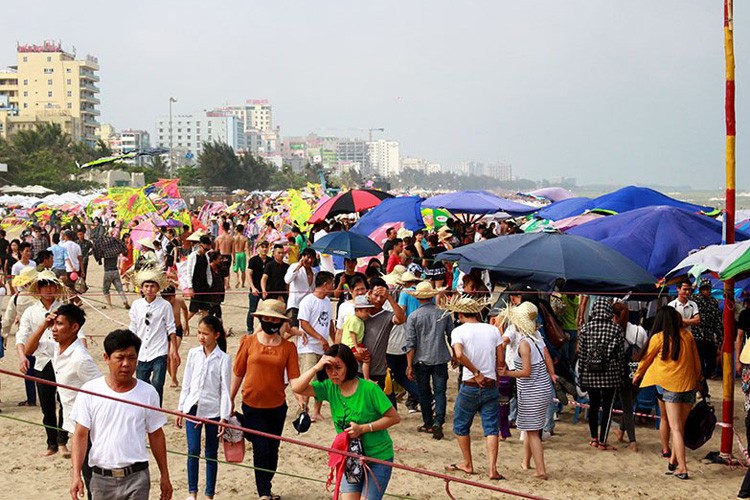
[233,252,247,273]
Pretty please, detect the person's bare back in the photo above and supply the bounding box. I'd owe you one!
[232,234,248,254]
[217,233,233,255]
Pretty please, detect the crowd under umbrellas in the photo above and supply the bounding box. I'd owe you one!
[3,182,750,499]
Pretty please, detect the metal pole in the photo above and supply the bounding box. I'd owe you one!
[721,0,736,458]
[169,97,177,177]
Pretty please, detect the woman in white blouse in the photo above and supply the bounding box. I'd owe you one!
[176,315,231,500]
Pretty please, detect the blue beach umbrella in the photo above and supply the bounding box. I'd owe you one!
[436,232,656,293]
[567,205,749,278]
[310,231,382,259]
[422,190,536,216]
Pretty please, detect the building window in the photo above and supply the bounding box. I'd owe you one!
[23,79,28,85]
[48,79,53,85]
[47,56,51,62]
[177,128,181,132]
[48,91,52,97]
[67,103,72,109]
[22,56,27,62]
[66,68,71,73]
[67,91,72,97]
[67,79,71,85]
[44,68,53,74]
[23,103,27,108]
[23,91,27,97]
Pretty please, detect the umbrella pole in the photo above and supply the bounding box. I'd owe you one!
[721,0,736,459]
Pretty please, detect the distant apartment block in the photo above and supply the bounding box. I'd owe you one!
[485,162,512,181]
[402,157,441,174]
[213,100,279,154]
[0,41,100,144]
[155,111,246,166]
[367,140,400,177]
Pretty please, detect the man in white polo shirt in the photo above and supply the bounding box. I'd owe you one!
[668,280,700,331]
[70,329,172,500]
[25,303,100,497]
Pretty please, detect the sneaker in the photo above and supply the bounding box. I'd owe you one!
[542,430,552,441]
[406,404,419,414]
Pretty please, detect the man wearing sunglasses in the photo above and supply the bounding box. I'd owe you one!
[129,268,177,405]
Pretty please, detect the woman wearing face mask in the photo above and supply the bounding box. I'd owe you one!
[230,299,300,500]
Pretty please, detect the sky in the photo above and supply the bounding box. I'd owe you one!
[2,1,749,189]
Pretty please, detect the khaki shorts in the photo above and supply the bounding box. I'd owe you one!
[299,353,322,374]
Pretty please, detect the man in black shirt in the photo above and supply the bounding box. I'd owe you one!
[333,257,368,302]
[0,229,8,275]
[381,227,397,264]
[246,241,269,332]
[261,243,289,303]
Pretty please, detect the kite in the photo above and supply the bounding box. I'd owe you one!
[76,147,169,169]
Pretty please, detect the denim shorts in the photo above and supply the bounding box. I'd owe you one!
[453,384,500,437]
[340,457,393,500]
[662,389,696,404]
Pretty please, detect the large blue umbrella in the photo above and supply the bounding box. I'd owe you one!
[422,190,535,216]
[310,231,382,259]
[350,196,425,236]
[538,186,713,221]
[536,197,593,221]
[567,205,750,278]
[436,232,656,293]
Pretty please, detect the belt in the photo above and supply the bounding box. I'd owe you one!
[92,462,148,478]
[463,379,497,388]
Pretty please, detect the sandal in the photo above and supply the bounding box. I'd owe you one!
[597,443,617,451]
[662,449,672,458]
[588,439,599,448]
[445,464,475,474]
[417,425,434,433]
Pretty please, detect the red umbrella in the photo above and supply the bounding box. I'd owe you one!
[308,189,393,223]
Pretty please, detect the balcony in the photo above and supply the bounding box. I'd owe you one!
[79,69,100,82]
[79,81,99,93]
[79,93,100,105]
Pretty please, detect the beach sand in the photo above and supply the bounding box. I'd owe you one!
[0,261,747,499]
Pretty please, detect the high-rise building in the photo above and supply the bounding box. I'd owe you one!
[367,140,400,177]
[0,41,100,144]
[337,139,369,173]
[155,111,245,167]
[213,100,278,154]
[485,162,512,181]
[401,157,442,174]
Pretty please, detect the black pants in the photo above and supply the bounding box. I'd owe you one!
[618,383,637,443]
[37,361,68,450]
[696,339,716,397]
[83,437,93,500]
[242,403,287,497]
[739,413,750,498]
[588,387,617,444]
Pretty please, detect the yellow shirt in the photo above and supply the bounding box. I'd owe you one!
[634,329,701,393]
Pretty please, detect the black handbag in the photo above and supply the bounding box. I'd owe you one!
[684,399,717,450]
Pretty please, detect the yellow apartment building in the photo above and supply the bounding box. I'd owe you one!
[0,41,100,145]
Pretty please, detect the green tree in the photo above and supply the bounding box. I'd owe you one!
[175,165,202,186]
[238,152,275,191]
[197,141,241,189]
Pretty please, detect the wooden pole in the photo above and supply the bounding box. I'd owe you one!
[722,0,736,457]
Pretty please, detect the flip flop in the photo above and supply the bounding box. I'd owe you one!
[417,425,434,433]
[445,464,475,474]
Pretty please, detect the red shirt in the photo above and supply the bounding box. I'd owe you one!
[386,252,402,274]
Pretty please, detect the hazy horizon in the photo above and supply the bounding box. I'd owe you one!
[2,1,748,189]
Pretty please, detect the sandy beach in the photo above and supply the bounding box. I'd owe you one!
[0,261,747,500]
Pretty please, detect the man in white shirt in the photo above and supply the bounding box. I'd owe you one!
[295,271,334,421]
[668,280,700,331]
[284,247,315,327]
[61,230,84,280]
[129,269,177,405]
[17,271,85,456]
[70,329,172,500]
[25,303,100,495]
[10,242,36,289]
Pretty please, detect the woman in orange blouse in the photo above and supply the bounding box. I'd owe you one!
[231,299,299,500]
[633,306,701,480]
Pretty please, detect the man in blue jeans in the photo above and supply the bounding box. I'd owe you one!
[405,282,452,440]
[444,295,503,481]
[129,268,177,405]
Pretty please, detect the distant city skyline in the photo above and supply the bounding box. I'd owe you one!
[1,1,748,188]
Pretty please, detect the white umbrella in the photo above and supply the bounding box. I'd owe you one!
[665,240,750,280]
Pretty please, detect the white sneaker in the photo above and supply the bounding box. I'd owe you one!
[542,430,552,441]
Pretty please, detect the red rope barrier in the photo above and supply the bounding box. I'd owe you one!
[0,367,550,500]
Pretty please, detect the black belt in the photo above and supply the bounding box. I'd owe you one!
[463,379,497,388]
[92,462,148,478]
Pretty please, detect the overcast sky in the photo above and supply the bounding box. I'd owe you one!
[2,1,749,189]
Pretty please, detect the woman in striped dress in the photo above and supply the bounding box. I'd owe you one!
[502,301,553,480]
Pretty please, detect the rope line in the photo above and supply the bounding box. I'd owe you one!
[0,368,549,500]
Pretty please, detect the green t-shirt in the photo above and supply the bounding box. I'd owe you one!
[342,314,365,348]
[560,295,579,331]
[311,378,394,460]
[295,234,307,252]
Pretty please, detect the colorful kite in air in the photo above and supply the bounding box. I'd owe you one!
[76,147,169,169]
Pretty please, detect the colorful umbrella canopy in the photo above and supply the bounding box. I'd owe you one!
[422,190,535,216]
[665,240,750,280]
[308,189,393,223]
[524,187,575,203]
[310,230,382,259]
[436,232,656,293]
[567,206,749,278]
[350,196,425,237]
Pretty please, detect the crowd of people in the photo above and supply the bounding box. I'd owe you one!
[1,210,749,500]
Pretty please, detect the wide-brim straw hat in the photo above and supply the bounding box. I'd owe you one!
[186,230,206,242]
[27,270,68,299]
[437,293,494,315]
[437,227,453,241]
[252,299,290,321]
[396,228,413,239]
[398,271,423,285]
[406,281,445,299]
[138,237,156,250]
[134,268,169,289]
[506,301,539,335]
[12,266,39,288]
[383,265,407,285]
